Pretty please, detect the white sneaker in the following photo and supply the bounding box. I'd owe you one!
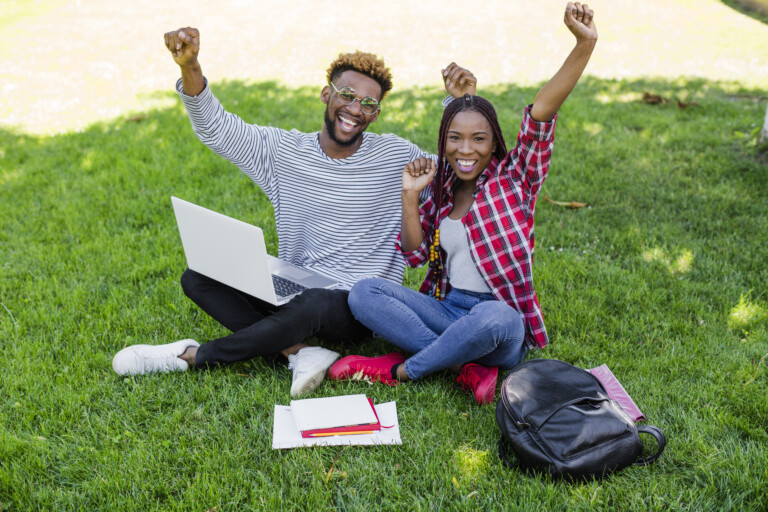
[287,346,340,397]
[112,339,200,376]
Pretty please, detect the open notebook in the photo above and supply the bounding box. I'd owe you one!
[272,401,401,449]
[290,394,382,438]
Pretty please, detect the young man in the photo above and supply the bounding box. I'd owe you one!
[112,27,476,396]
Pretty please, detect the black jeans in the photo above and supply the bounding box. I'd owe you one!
[180,269,371,367]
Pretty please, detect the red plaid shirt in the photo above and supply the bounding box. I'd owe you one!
[397,105,556,349]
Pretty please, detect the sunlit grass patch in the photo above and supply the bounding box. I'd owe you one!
[728,295,768,330]
[642,247,695,275]
[455,446,491,479]
[0,168,22,186]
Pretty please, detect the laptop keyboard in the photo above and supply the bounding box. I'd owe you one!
[272,275,307,297]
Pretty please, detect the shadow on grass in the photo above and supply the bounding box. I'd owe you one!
[720,0,768,24]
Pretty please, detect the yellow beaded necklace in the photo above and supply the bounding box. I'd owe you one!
[429,228,442,299]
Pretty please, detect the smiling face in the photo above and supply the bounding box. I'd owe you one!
[321,70,382,152]
[445,110,496,183]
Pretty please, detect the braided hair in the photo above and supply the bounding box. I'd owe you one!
[428,94,508,298]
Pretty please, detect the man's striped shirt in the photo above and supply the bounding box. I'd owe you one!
[177,79,430,289]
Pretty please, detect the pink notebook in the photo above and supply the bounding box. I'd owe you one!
[588,364,646,422]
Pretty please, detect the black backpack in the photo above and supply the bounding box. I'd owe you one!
[496,359,666,480]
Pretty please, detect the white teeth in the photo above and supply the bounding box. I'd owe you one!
[458,159,476,166]
[339,115,358,127]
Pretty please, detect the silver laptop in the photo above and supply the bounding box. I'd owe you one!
[171,196,339,306]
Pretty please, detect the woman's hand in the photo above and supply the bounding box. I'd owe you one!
[530,2,597,121]
[564,2,597,42]
[403,157,437,194]
[442,63,477,98]
[401,158,435,252]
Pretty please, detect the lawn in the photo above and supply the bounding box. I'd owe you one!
[1,1,768,511]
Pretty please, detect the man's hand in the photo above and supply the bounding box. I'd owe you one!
[564,2,597,42]
[403,157,437,194]
[442,63,477,98]
[164,27,200,67]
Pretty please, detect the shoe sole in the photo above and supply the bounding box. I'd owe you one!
[292,368,326,396]
[291,353,340,396]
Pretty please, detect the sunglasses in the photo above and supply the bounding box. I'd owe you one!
[329,82,381,116]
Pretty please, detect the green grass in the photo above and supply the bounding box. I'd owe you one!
[722,0,768,23]
[1,76,767,510]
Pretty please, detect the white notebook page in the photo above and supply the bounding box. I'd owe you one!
[290,394,377,431]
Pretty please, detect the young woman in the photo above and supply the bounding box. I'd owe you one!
[329,2,598,404]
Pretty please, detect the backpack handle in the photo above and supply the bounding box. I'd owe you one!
[634,425,666,466]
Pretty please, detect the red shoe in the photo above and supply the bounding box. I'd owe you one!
[457,363,499,405]
[328,353,406,386]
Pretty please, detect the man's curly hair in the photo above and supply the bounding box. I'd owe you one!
[326,51,393,100]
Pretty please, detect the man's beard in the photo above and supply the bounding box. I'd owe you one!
[324,106,363,147]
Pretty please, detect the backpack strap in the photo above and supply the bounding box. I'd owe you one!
[633,425,667,466]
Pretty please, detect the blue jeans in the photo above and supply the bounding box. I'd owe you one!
[348,278,527,380]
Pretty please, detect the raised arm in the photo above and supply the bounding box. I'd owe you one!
[400,157,437,253]
[165,27,282,196]
[164,27,205,96]
[530,2,598,122]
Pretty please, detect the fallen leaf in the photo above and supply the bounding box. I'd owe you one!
[642,92,667,105]
[676,100,700,109]
[325,445,349,483]
[544,195,589,209]
[126,114,147,123]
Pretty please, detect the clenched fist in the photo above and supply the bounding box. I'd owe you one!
[164,27,200,67]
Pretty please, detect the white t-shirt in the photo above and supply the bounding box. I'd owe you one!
[439,216,491,294]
